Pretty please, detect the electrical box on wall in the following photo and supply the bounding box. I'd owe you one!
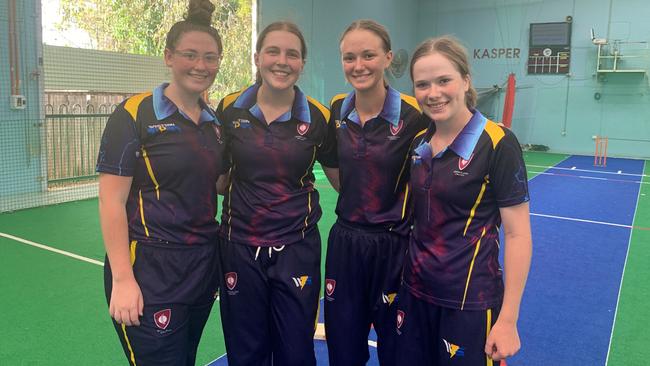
[10,95,26,110]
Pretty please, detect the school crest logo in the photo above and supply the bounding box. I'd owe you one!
[390,120,404,136]
[396,310,405,329]
[225,272,238,290]
[458,154,474,171]
[297,122,310,136]
[325,279,336,297]
[154,309,171,330]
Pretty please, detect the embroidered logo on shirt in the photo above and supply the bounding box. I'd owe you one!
[297,122,310,136]
[225,272,238,290]
[458,154,474,171]
[335,120,347,129]
[412,141,432,166]
[292,275,312,290]
[146,123,180,135]
[154,309,171,330]
[443,339,465,358]
[411,154,422,166]
[232,119,251,129]
[390,120,404,136]
[325,279,336,298]
[396,310,405,330]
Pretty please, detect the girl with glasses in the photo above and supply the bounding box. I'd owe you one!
[96,0,227,364]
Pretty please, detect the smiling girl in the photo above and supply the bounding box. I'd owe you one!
[96,0,227,364]
[215,21,336,366]
[395,36,532,366]
[319,19,428,366]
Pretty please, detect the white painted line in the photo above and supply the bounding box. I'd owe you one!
[528,155,571,183]
[528,164,648,178]
[581,176,608,181]
[0,232,104,267]
[527,171,650,185]
[530,213,632,229]
[204,353,227,366]
[605,162,645,365]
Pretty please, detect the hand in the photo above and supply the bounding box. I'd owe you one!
[484,319,521,361]
[109,277,144,326]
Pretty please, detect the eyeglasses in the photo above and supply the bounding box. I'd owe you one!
[173,50,221,68]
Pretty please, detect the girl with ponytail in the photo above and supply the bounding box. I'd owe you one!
[97,1,227,364]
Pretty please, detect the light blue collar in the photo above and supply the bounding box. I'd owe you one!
[233,83,311,124]
[152,82,217,124]
[340,85,402,127]
[447,110,487,160]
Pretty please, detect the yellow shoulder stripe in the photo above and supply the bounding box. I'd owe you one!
[124,92,152,121]
[400,93,421,112]
[307,96,330,122]
[413,128,428,140]
[485,120,505,149]
[222,89,246,110]
[329,93,347,107]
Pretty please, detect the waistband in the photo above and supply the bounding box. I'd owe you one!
[335,218,404,234]
[129,238,218,248]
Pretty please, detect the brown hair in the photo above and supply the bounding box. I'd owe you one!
[255,21,307,83]
[340,19,391,53]
[410,36,477,109]
[165,0,223,54]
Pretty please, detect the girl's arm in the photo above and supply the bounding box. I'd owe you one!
[485,201,532,361]
[99,173,143,326]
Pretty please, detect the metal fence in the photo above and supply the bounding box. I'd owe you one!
[44,113,108,187]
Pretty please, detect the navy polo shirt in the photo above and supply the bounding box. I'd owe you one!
[96,83,228,245]
[319,86,427,235]
[216,83,332,247]
[403,110,529,310]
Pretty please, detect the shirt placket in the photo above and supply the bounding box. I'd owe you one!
[354,118,370,158]
[264,126,274,147]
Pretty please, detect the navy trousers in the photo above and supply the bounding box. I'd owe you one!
[104,240,220,366]
[395,288,501,366]
[324,221,407,366]
[219,228,321,366]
